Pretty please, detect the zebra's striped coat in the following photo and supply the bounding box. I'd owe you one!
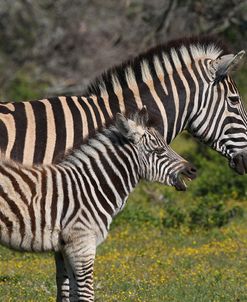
[0,37,246,173]
[0,109,196,301]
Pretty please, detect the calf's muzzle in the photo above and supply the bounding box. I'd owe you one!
[173,163,197,191]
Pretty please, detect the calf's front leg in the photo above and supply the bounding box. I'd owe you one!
[55,251,70,302]
[63,235,96,302]
[55,251,78,302]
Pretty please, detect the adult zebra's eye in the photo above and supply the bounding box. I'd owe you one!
[228,96,240,105]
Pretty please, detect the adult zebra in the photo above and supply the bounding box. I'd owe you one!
[0,109,196,301]
[0,36,246,173]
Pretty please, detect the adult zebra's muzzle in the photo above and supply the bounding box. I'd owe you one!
[173,163,197,191]
[230,151,247,175]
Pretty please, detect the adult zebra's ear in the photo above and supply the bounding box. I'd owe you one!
[209,50,245,80]
[115,113,145,144]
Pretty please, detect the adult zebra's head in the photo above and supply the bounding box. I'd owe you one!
[116,108,197,191]
[188,47,247,174]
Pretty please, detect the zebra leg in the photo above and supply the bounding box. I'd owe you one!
[55,251,78,301]
[54,252,70,302]
[64,255,78,301]
[63,237,96,302]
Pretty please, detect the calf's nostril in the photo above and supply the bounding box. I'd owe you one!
[190,167,197,175]
[182,164,197,179]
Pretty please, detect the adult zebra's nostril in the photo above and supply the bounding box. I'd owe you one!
[230,151,247,175]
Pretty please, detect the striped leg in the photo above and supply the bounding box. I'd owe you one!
[64,256,78,301]
[63,236,96,302]
[55,252,78,301]
[55,252,70,302]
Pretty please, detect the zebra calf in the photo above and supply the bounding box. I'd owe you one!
[0,108,196,301]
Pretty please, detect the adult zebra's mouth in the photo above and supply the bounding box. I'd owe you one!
[172,163,197,191]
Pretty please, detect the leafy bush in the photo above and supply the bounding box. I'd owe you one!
[187,145,247,200]
[188,197,244,229]
[162,203,186,228]
[161,139,247,229]
[162,196,244,230]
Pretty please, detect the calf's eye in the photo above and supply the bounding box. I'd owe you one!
[155,147,164,154]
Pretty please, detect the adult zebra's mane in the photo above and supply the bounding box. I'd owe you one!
[84,36,229,98]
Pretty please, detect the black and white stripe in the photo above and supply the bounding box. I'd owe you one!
[0,37,246,172]
[0,109,196,301]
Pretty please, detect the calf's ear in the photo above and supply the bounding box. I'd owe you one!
[115,113,145,144]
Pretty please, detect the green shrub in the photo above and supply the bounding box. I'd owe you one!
[162,194,244,230]
[162,205,186,228]
[161,138,247,230]
[188,197,244,229]
[187,145,247,200]
[113,203,160,228]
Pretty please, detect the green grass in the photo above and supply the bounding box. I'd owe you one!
[95,219,247,302]
[0,249,55,301]
[0,190,247,301]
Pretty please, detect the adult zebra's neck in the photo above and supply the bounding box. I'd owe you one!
[85,37,223,143]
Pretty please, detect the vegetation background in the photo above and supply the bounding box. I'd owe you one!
[0,0,247,301]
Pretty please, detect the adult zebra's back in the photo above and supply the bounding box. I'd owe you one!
[1,36,247,173]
